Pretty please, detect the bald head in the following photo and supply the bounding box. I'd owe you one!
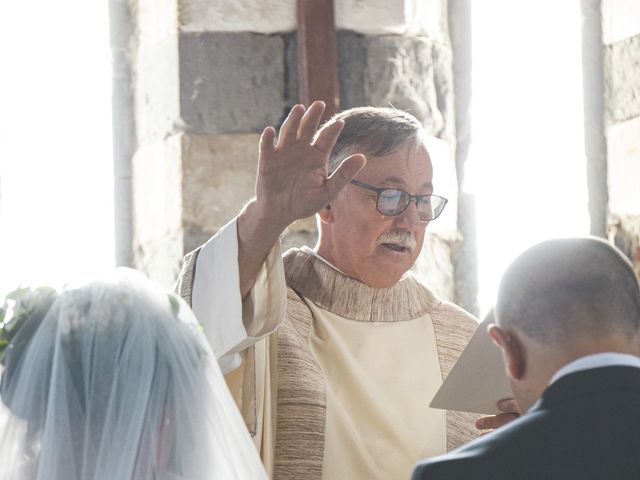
[496,237,640,346]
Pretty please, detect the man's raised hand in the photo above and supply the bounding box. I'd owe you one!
[255,101,366,228]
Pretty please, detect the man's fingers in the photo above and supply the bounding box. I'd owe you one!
[325,154,366,200]
[476,398,521,431]
[312,119,344,155]
[475,415,492,430]
[497,398,520,414]
[258,127,276,169]
[475,412,520,431]
[297,101,326,141]
[277,104,305,148]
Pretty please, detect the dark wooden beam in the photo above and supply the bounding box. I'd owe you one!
[297,0,340,121]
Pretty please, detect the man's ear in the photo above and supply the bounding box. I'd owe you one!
[488,324,526,381]
[318,204,333,224]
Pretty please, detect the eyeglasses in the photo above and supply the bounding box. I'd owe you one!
[350,180,448,222]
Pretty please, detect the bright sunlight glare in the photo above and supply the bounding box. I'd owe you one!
[467,0,590,316]
[0,1,114,297]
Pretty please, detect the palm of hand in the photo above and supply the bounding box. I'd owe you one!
[255,102,365,226]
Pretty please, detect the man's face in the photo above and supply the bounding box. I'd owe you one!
[320,141,434,288]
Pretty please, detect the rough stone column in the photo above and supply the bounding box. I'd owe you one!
[129,0,181,286]
[448,0,477,316]
[602,0,640,277]
[581,0,608,238]
[109,0,137,267]
[120,0,465,300]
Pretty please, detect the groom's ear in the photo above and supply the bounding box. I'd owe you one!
[489,324,526,381]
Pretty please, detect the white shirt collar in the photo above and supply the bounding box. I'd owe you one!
[549,352,640,386]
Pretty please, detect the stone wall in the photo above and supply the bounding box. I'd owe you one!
[602,0,640,278]
[122,0,462,300]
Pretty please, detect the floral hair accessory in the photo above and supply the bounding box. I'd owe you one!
[0,286,58,360]
[167,292,205,333]
[168,293,181,316]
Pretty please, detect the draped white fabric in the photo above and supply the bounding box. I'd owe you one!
[0,269,267,480]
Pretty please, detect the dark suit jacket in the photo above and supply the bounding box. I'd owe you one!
[412,366,640,480]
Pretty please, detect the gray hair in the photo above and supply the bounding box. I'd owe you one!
[316,106,427,174]
[496,237,640,345]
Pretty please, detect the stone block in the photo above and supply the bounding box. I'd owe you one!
[179,0,296,34]
[284,31,368,109]
[335,31,368,108]
[132,135,184,286]
[178,0,447,41]
[282,216,319,251]
[431,42,456,144]
[286,33,451,139]
[366,36,445,136]
[285,31,368,110]
[135,36,180,143]
[135,231,185,290]
[605,35,640,124]
[607,115,640,215]
[133,136,184,239]
[412,232,455,302]
[408,137,459,304]
[335,0,447,40]
[179,131,349,254]
[138,0,178,48]
[114,176,133,267]
[281,229,319,252]
[179,32,287,134]
[423,135,458,235]
[608,214,640,279]
[181,133,260,252]
[282,33,299,108]
[602,0,640,45]
[452,192,479,316]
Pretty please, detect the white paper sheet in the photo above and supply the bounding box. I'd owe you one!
[430,309,513,415]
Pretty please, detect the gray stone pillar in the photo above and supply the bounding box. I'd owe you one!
[449,0,478,316]
[109,0,136,268]
[581,0,608,238]
[602,0,640,277]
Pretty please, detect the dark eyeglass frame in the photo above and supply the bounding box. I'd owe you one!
[349,180,448,222]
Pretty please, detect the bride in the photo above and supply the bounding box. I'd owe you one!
[0,269,267,480]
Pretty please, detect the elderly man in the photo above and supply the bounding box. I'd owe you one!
[412,237,640,480]
[177,102,512,480]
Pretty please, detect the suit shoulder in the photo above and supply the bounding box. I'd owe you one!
[413,411,548,480]
[412,446,492,480]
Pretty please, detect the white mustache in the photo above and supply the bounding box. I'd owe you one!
[377,231,417,251]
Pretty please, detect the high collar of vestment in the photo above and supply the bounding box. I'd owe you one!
[282,247,441,322]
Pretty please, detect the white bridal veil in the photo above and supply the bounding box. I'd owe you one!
[0,269,267,480]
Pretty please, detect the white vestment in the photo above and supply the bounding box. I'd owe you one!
[177,218,479,480]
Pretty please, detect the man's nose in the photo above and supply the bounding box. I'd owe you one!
[394,199,424,230]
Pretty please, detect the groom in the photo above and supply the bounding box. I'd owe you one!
[412,237,640,479]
